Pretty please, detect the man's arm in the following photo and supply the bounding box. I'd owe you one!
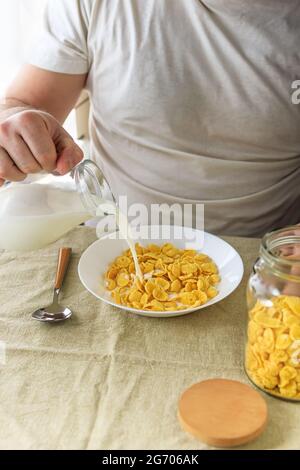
[0,64,87,185]
[4,64,87,123]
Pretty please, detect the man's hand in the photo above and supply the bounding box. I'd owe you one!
[0,64,87,187]
[0,109,83,187]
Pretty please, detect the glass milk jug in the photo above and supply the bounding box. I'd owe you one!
[0,160,115,251]
[245,226,300,401]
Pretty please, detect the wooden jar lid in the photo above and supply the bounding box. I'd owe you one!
[178,379,268,448]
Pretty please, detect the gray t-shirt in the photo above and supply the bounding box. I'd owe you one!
[29,0,300,236]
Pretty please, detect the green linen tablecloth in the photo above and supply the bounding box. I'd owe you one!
[0,227,299,450]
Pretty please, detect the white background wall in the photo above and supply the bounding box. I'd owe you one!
[0,0,47,95]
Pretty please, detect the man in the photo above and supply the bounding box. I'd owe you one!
[0,0,299,236]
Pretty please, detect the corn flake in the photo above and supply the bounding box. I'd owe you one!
[285,297,300,317]
[290,325,300,341]
[276,334,292,350]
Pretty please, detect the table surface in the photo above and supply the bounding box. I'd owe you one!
[0,227,299,450]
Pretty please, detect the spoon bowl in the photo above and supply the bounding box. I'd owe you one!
[32,308,72,322]
[32,301,72,323]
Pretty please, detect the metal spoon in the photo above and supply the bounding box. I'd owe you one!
[32,248,73,323]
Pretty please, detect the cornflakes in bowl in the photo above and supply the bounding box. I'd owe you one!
[105,243,220,312]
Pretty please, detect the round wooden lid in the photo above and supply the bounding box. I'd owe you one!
[178,379,268,448]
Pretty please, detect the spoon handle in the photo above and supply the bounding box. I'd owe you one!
[54,248,72,290]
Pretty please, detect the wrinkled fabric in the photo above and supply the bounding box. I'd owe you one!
[0,227,299,450]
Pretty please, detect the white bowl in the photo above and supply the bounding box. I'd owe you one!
[78,225,244,318]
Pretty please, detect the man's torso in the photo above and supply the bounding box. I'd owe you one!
[85,0,300,236]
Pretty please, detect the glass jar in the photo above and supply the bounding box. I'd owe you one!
[245,226,300,401]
